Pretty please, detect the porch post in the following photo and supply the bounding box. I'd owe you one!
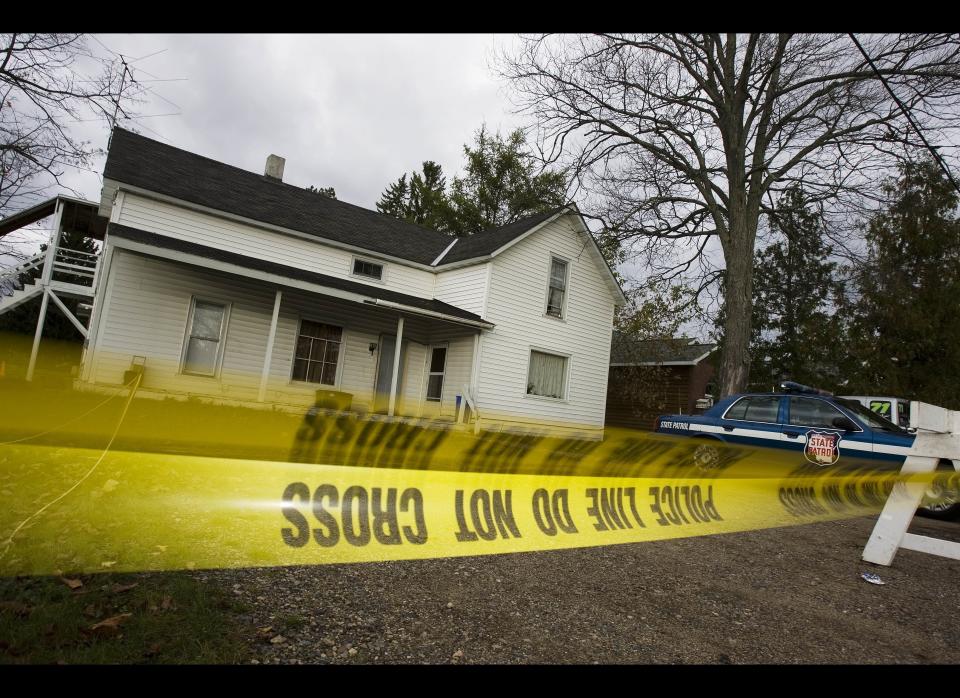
[26,288,50,382]
[258,289,283,402]
[40,199,64,286]
[388,315,404,416]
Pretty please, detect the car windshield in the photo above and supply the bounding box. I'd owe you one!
[834,398,909,434]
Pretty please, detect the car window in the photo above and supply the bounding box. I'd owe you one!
[897,401,910,428]
[835,398,908,434]
[788,397,846,428]
[726,396,781,423]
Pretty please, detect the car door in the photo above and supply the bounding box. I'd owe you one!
[718,395,786,449]
[781,397,873,467]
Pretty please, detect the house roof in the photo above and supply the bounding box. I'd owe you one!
[610,331,716,366]
[103,128,454,266]
[438,207,567,264]
[107,223,490,326]
[102,128,575,269]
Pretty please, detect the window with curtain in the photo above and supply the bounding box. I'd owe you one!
[546,257,568,318]
[292,320,343,385]
[182,299,227,376]
[527,350,567,399]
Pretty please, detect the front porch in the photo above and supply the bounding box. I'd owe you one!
[79,227,490,428]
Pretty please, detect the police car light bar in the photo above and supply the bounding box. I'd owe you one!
[780,381,833,396]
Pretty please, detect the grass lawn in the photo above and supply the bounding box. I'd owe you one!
[0,571,249,664]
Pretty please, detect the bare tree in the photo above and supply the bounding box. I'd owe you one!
[499,33,960,395]
[1,33,137,222]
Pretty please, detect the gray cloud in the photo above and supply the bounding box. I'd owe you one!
[61,33,525,211]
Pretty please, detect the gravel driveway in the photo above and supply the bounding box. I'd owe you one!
[195,515,960,664]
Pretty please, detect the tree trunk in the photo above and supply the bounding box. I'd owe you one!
[720,219,756,396]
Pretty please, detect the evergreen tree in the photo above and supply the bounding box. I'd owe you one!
[307,185,336,198]
[376,175,410,219]
[375,163,450,229]
[748,187,844,390]
[375,126,567,236]
[845,160,960,407]
[445,127,566,236]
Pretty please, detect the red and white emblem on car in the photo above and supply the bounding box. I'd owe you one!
[804,430,841,466]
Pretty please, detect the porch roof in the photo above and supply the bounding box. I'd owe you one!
[106,223,494,329]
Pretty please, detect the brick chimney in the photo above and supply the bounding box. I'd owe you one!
[264,154,285,181]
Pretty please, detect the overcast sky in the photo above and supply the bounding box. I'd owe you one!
[62,33,525,211]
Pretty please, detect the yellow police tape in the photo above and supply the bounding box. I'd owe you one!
[1,439,956,577]
[1,375,958,577]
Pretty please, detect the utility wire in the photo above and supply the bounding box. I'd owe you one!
[849,33,960,197]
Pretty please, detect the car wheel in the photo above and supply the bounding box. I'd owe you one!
[918,460,960,521]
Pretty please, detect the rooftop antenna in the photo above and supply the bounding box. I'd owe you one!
[107,55,131,150]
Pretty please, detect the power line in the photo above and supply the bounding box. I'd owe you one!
[849,33,960,197]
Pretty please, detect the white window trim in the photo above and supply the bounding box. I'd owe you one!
[288,317,345,389]
[349,255,387,284]
[543,254,570,321]
[179,296,231,378]
[523,346,571,402]
[425,342,449,403]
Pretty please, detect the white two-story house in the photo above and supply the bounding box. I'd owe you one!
[75,128,624,435]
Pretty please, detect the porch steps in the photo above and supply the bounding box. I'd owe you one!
[0,252,47,315]
[0,279,43,315]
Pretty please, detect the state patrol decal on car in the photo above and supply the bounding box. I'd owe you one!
[804,430,842,466]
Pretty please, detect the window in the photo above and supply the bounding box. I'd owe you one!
[292,320,343,385]
[352,258,383,281]
[869,400,893,421]
[724,396,781,423]
[527,350,567,399]
[788,397,847,428]
[426,346,447,401]
[182,299,228,376]
[546,257,568,318]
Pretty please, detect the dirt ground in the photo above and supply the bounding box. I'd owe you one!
[192,514,960,665]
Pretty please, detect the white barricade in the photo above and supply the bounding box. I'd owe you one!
[862,401,960,566]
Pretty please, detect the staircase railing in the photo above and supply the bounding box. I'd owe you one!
[0,252,45,297]
[52,247,98,285]
[0,246,99,299]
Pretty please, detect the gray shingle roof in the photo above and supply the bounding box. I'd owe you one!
[610,331,716,365]
[439,207,566,264]
[104,128,452,265]
[102,128,568,268]
[107,223,489,325]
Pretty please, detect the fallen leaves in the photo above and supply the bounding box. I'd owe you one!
[60,577,83,590]
[0,601,32,617]
[90,613,132,635]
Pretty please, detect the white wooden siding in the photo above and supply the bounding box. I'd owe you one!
[116,193,437,298]
[433,263,489,317]
[87,248,476,415]
[475,215,617,430]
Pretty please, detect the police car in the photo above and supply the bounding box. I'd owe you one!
[655,381,959,520]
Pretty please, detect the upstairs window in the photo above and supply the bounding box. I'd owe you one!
[292,320,343,385]
[546,257,568,318]
[182,299,229,376]
[352,258,383,281]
